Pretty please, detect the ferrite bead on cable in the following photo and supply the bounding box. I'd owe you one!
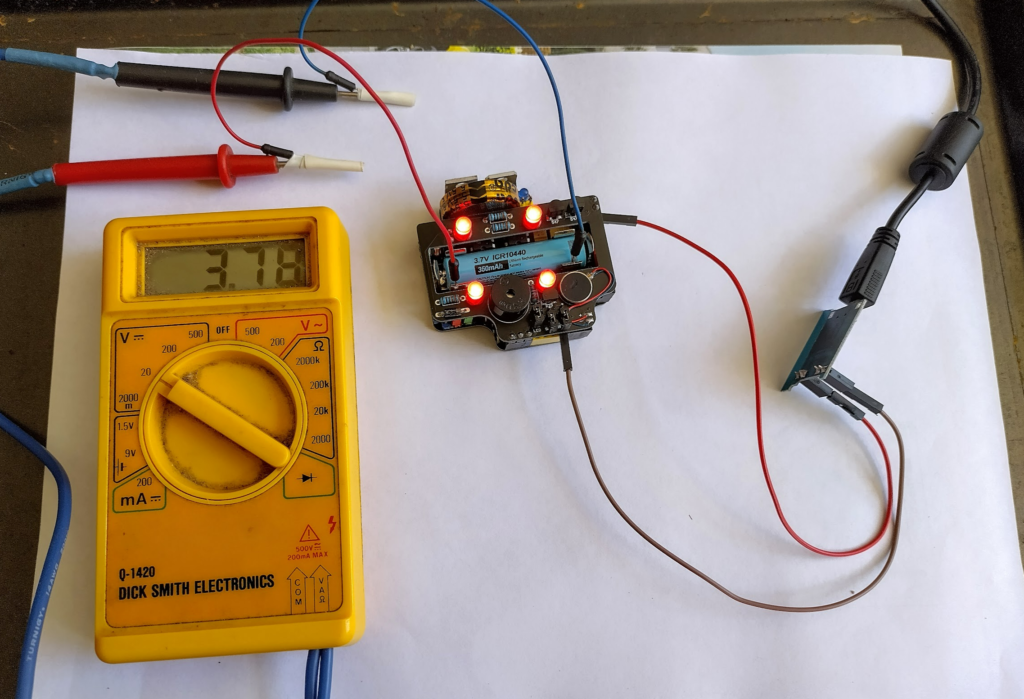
[908,111,983,191]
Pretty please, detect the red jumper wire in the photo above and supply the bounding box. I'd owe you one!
[636,219,893,558]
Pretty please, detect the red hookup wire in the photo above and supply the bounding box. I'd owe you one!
[208,38,459,269]
[636,219,893,558]
[205,42,891,558]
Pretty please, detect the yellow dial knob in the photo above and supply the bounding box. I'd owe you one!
[138,341,308,504]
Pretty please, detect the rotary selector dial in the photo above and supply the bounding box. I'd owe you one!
[138,341,308,504]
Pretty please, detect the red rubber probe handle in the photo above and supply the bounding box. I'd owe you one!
[51,144,278,188]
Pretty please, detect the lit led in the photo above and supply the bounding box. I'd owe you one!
[538,270,557,289]
[466,281,485,302]
[454,216,473,239]
[524,205,543,228]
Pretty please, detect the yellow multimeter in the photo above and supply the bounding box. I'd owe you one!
[95,207,364,663]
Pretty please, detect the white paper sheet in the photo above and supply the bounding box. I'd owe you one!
[32,48,1024,697]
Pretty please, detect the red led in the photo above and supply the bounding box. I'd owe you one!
[454,216,473,239]
[524,205,543,228]
[466,281,485,302]
[538,270,557,289]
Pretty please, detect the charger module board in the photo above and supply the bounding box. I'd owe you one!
[95,207,364,662]
[417,172,616,349]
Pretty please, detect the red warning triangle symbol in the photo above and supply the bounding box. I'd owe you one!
[299,525,320,542]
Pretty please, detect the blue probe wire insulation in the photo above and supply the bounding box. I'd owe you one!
[305,648,334,699]
[0,412,72,699]
[317,648,334,698]
[0,48,117,79]
[305,649,320,698]
[470,0,586,243]
[0,168,55,196]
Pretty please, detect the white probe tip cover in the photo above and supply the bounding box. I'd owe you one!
[355,88,417,107]
[284,155,364,172]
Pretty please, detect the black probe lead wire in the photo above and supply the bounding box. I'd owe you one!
[565,368,905,613]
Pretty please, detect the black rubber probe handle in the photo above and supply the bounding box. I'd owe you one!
[114,63,337,111]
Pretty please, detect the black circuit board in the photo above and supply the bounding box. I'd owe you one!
[416,196,616,350]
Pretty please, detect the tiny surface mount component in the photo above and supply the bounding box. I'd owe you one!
[417,173,615,350]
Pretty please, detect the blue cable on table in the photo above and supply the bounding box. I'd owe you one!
[0,411,72,699]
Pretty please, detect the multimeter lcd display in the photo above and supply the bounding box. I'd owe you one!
[143,238,308,296]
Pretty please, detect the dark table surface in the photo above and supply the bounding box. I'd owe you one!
[1,1,1021,696]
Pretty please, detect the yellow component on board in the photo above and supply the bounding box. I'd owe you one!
[96,207,364,663]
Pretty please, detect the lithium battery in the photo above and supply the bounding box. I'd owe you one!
[448,238,582,284]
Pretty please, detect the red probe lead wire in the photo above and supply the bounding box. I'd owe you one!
[208,38,459,269]
[636,219,893,558]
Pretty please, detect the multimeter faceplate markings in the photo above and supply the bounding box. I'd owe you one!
[289,564,334,614]
[105,309,346,628]
[284,453,336,499]
[284,337,336,459]
[234,313,329,356]
[112,416,147,483]
[112,470,167,513]
[113,322,209,413]
[104,495,345,628]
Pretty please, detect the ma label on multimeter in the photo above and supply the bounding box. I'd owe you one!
[96,207,364,663]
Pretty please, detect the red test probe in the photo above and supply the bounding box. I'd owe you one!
[0,144,362,196]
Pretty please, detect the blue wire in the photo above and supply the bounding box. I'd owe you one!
[472,0,585,241]
[0,168,55,196]
[298,0,327,76]
[294,0,586,240]
[305,649,321,699]
[318,648,334,698]
[1,48,117,80]
[0,411,72,699]
[304,648,334,699]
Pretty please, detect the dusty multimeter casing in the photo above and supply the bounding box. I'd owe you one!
[96,207,364,663]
